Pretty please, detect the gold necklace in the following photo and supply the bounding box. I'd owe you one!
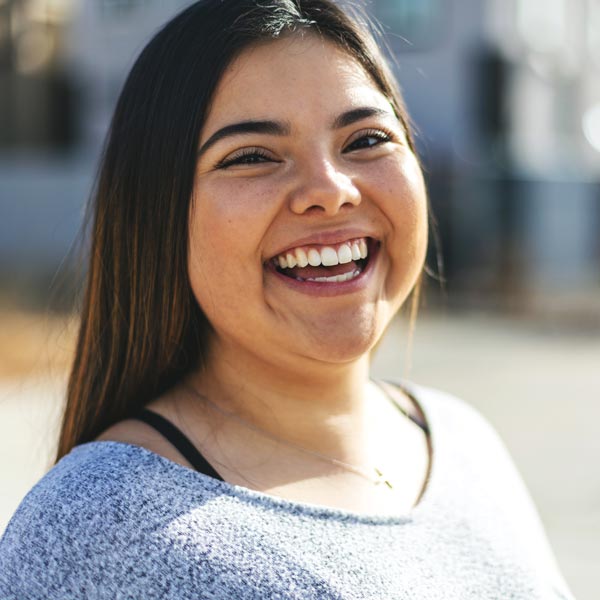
[184,384,396,489]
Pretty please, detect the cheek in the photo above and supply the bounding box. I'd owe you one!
[187,179,281,297]
[367,154,428,236]
[367,157,428,297]
[189,182,247,251]
[190,178,283,250]
[187,226,246,333]
[399,168,428,247]
[201,175,281,214]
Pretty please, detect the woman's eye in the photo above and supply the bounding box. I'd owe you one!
[216,149,276,169]
[345,130,393,152]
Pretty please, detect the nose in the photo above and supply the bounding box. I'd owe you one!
[288,159,361,216]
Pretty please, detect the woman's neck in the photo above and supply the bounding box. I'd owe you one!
[184,339,375,459]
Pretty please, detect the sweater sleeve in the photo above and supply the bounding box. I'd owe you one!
[0,476,88,599]
[0,446,238,600]
[446,393,576,600]
[0,463,135,599]
[0,449,183,599]
[491,437,575,600]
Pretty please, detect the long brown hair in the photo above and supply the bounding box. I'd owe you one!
[56,0,433,463]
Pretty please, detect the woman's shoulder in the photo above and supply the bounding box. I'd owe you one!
[1,440,205,537]
[397,379,532,488]
[392,378,500,435]
[0,444,128,596]
[0,441,204,598]
[405,381,553,536]
[0,442,164,549]
[3,442,141,520]
[17,439,177,503]
[0,441,220,598]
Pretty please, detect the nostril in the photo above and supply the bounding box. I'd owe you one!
[303,205,327,215]
[297,199,358,217]
[288,178,361,215]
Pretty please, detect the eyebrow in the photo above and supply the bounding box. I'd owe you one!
[196,106,396,158]
[331,106,394,129]
[197,120,289,158]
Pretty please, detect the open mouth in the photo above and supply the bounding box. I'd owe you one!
[269,237,378,283]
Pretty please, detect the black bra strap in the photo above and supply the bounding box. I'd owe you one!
[377,380,430,435]
[134,383,427,479]
[133,409,225,481]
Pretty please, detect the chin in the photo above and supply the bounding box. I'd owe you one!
[297,306,390,364]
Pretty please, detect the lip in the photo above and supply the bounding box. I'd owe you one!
[264,239,381,297]
[268,228,379,260]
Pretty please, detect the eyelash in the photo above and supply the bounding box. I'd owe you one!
[215,148,275,170]
[215,128,395,169]
[344,128,394,152]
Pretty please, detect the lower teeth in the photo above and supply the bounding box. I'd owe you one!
[296,269,361,283]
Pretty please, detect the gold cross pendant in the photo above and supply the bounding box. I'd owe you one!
[374,468,394,489]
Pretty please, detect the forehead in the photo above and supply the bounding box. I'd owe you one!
[202,34,391,134]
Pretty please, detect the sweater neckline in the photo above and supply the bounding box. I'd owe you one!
[78,379,437,525]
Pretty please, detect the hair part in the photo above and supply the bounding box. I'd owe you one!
[56,0,427,463]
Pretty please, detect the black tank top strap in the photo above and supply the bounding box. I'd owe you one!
[132,409,225,482]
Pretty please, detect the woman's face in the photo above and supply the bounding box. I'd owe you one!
[189,35,428,369]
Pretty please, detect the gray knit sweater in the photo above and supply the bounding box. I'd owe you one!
[0,381,575,599]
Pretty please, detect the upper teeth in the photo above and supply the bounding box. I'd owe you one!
[274,238,368,269]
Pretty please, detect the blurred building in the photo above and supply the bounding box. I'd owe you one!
[0,0,599,314]
[371,0,600,310]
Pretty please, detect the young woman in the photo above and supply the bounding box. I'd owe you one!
[0,1,574,598]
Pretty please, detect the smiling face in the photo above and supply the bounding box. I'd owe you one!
[189,34,428,371]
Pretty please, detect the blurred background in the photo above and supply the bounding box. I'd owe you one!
[0,0,598,597]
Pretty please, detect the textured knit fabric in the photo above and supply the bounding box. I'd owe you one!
[0,381,575,599]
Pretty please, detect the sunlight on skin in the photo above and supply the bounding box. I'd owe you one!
[186,35,428,445]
